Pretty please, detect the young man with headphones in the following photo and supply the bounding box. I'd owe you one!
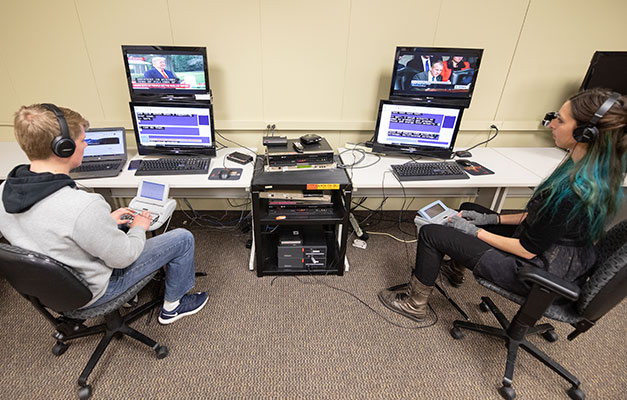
[0,104,208,325]
[379,88,627,322]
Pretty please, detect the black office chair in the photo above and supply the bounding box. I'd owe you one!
[450,220,627,400]
[0,243,168,400]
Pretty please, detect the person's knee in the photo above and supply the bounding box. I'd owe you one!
[419,224,448,246]
[169,228,195,249]
[459,202,476,211]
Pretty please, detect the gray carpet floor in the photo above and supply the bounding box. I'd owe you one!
[0,213,625,399]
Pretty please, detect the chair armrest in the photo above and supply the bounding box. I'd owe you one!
[518,265,580,302]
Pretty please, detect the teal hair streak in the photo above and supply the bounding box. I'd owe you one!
[530,138,625,241]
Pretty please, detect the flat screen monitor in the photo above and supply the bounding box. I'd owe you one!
[389,47,483,108]
[122,45,210,97]
[580,51,627,95]
[129,102,216,157]
[372,100,464,159]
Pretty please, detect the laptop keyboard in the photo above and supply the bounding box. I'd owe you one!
[71,161,123,173]
[391,161,469,181]
[135,157,210,176]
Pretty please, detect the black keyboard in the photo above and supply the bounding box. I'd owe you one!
[71,162,122,173]
[391,161,469,181]
[135,157,210,176]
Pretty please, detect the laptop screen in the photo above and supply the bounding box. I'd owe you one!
[83,127,126,159]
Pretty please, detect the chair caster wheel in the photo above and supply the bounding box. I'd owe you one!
[52,342,69,356]
[479,301,490,312]
[498,385,516,400]
[450,327,464,340]
[567,386,585,400]
[156,345,169,359]
[541,329,558,343]
[78,384,92,400]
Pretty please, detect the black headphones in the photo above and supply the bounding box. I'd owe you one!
[41,103,75,158]
[572,92,621,143]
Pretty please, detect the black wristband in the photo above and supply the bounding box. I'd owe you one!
[497,214,501,224]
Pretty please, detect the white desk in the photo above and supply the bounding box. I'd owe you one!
[0,142,256,200]
[492,147,567,181]
[493,146,627,224]
[339,147,542,211]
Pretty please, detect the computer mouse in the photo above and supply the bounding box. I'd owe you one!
[455,150,472,158]
[219,169,230,180]
[456,159,473,167]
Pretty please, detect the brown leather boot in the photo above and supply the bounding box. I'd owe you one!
[440,259,465,287]
[378,275,434,322]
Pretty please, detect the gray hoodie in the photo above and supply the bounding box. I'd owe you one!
[0,165,146,306]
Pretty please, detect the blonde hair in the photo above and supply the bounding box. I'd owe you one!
[13,104,89,160]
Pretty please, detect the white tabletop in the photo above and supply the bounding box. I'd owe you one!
[0,142,256,198]
[492,147,567,181]
[339,147,542,193]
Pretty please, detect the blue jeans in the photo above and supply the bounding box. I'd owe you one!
[90,228,196,306]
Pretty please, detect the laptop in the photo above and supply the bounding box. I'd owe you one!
[70,127,127,180]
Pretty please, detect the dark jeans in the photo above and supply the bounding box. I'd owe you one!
[413,203,517,286]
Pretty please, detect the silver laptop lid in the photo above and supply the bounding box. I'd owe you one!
[82,127,127,161]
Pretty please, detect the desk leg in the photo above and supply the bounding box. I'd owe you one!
[490,187,508,213]
[337,223,350,272]
[248,219,255,271]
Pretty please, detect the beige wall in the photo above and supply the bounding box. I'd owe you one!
[0,0,625,210]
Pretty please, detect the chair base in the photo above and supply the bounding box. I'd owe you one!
[52,297,168,399]
[450,296,584,400]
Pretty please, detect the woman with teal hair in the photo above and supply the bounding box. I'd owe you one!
[379,88,627,322]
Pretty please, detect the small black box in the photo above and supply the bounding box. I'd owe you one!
[226,151,253,165]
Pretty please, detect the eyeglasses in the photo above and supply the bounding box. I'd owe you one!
[542,111,558,127]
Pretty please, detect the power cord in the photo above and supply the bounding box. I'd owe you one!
[364,231,417,243]
[454,124,499,157]
[269,270,437,329]
[215,131,257,155]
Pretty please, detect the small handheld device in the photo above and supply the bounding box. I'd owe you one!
[300,133,322,145]
[226,151,253,165]
[129,180,176,232]
[292,142,304,153]
[414,200,458,232]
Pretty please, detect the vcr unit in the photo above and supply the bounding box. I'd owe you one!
[265,138,335,171]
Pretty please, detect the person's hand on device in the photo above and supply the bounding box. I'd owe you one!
[111,207,136,224]
[445,215,480,237]
[459,210,498,225]
[130,210,152,231]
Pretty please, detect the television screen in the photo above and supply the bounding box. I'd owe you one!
[122,45,210,96]
[372,100,464,159]
[389,47,483,108]
[129,102,216,157]
[580,51,627,95]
